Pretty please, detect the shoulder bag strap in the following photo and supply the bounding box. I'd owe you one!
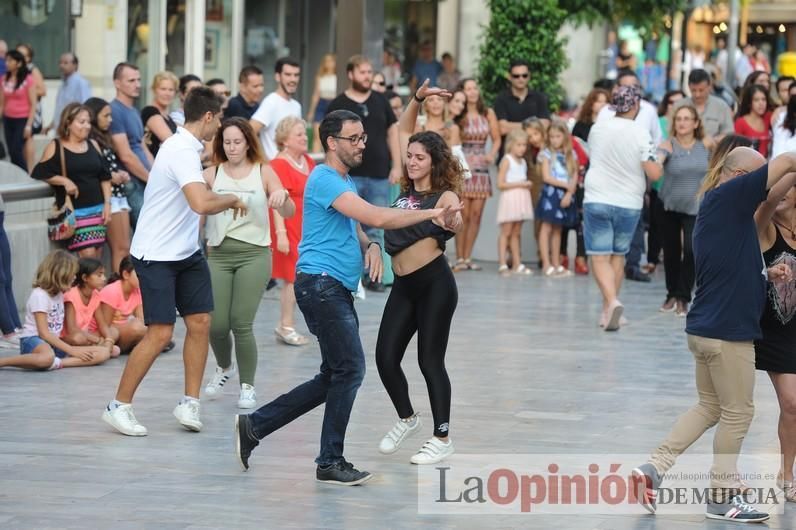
[58,140,73,210]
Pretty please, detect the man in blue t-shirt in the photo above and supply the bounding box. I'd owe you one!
[633,148,796,523]
[110,62,152,227]
[234,109,456,486]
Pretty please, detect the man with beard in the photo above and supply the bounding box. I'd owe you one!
[250,57,301,162]
[326,55,402,292]
[233,110,460,485]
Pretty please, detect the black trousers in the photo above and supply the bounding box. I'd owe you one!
[647,189,665,265]
[376,254,457,438]
[662,210,696,303]
[560,186,586,258]
[3,117,27,171]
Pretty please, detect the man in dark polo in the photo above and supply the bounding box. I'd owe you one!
[494,59,551,148]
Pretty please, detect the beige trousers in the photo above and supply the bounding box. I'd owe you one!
[649,334,756,489]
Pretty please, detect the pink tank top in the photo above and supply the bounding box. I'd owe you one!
[2,74,33,119]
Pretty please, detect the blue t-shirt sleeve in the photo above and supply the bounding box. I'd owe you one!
[314,170,357,210]
[723,164,769,216]
[109,105,126,136]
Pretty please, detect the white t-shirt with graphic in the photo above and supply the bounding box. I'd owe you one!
[20,287,64,338]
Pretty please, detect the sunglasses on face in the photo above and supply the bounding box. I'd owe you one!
[376,81,386,86]
[511,73,529,79]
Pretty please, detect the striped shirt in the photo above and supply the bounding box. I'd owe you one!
[660,138,709,216]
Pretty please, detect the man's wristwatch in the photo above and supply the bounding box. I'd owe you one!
[367,241,381,251]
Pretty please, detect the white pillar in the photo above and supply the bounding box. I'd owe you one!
[148,0,167,75]
[436,0,459,59]
[230,0,245,84]
[457,0,486,77]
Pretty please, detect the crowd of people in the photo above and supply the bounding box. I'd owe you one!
[0,38,795,520]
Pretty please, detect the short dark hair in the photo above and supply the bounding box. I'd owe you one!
[346,54,371,73]
[384,90,400,101]
[442,52,453,61]
[179,74,202,95]
[113,62,138,80]
[688,69,711,86]
[776,76,795,91]
[275,57,300,74]
[64,52,78,66]
[509,59,530,72]
[593,78,614,91]
[616,69,639,84]
[238,65,262,83]
[206,78,225,87]
[319,110,361,152]
[184,86,223,123]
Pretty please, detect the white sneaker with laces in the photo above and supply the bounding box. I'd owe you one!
[0,332,20,349]
[173,400,202,432]
[204,365,236,399]
[238,384,256,409]
[379,415,422,454]
[410,437,455,465]
[102,403,148,436]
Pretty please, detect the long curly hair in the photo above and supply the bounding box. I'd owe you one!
[401,131,463,195]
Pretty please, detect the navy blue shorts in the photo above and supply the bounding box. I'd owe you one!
[132,251,213,325]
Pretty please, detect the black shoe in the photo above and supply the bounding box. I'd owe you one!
[316,460,373,486]
[625,270,652,282]
[266,279,278,291]
[366,280,385,293]
[234,414,259,471]
[161,340,176,353]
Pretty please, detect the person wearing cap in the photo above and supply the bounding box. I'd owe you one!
[583,85,663,331]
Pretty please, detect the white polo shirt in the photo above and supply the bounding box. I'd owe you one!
[251,91,302,159]
[130,127,206,261]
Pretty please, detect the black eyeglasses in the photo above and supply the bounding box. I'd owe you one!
[511,73,530,79]
[331,134,368,145]
[376,81,386,86]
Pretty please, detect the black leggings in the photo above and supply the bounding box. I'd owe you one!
[376,254,457,438]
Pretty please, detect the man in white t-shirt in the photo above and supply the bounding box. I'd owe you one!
[102,87,247,437]
[250,57,302,161]
[584,85,662,332]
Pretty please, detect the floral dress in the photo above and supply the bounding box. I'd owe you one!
[461,113,492,199]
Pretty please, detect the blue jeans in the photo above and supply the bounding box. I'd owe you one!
[247,272,366,466]
[583,202,641,256]
[125,177,146,229]
[351,176,390,249]
[0,212,21,334]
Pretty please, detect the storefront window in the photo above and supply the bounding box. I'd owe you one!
[205,0,234,84]
[244,0,285,94]
[384,0,437,90]
[127,0,149,83]
[0,0,71,79]
[165,0,187,77]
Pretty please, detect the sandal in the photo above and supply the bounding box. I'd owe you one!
[512,264,533,275]
[498,264,510,274]
[465,259,482,271]
[275,326,309,346]
[452,258,468,272]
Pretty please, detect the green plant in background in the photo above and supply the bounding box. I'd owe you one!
[559,0,686,32]
[477,0,568,109]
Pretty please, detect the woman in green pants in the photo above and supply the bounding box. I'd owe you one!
[203,117,295,408]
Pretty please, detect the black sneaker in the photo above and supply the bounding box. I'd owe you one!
[705,494,770,523]
[625,269,652,282]
[234,414,259,471]
[266,279,278,291]
[316,460,373,486]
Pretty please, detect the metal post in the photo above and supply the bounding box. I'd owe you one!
[726,0,740,87]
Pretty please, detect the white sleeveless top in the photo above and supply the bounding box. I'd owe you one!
[205,163,270,247]
[771,111,796,159]
[319,74,337,100]
[505,154,528,184]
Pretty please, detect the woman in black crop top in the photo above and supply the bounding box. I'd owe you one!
[376,80,464,465]
[32,103,111,258]
[753,185,796,501]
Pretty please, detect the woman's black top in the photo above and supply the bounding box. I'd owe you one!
[141,106,177,157]
[572,121,593,142]
[755,225,796,373]
[384,190,455,256]
[32,139,110,209]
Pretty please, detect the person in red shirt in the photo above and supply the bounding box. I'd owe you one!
[735,84,772,157]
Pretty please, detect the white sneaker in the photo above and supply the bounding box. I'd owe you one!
[379,415,422,454]
[410,437,455,465]
[238,384,256,409]
[204,365,236,399]
[0,332,20,348]
[173,400,202,432]
[102,403,148,436]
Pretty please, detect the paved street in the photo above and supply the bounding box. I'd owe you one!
[0,264,792,529]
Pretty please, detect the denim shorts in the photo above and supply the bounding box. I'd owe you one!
[20,335,69,358]
[583,202,641,256]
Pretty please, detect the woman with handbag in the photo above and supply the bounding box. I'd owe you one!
[32,102,112,258]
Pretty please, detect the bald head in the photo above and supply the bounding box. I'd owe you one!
[721,147,766,184]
